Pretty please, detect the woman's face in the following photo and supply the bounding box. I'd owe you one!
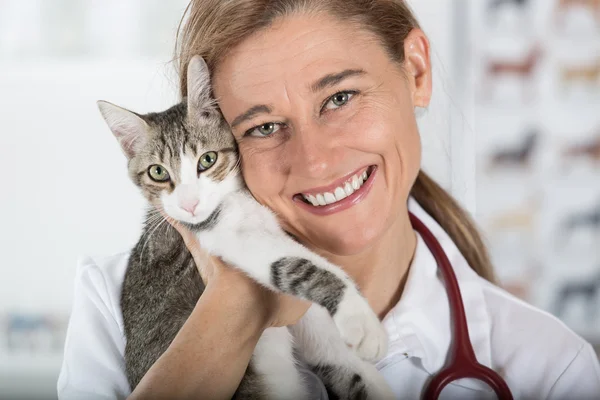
[213,13,431,256]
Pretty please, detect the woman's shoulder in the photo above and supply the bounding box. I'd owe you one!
[77,251,131,280]
[480,278,586,351]
[58,252,133,399]
[72,252,131,331]
[76,252,130,290]
[479,278,600,397]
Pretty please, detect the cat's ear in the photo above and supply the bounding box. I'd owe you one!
[97,100,149,159]
[187,55,218,120]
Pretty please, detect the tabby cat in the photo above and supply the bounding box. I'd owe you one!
[97,55,394,399]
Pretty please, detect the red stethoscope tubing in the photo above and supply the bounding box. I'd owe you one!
[408,212,513,400]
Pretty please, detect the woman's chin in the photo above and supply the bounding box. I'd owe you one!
[304,222,383,257]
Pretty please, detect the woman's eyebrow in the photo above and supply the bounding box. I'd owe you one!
[230,69,365,129]
[309,69,366,93]
[231,104,272,128]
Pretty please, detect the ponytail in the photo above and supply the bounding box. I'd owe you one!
[411,170,497,283]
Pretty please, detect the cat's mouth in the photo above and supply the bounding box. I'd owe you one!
[293,165,375,207]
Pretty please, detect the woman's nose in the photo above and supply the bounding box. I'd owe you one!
[288,124,340,178]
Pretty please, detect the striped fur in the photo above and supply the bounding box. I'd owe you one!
[271,257,346,315]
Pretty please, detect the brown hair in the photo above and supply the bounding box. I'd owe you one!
[175,0,496,283]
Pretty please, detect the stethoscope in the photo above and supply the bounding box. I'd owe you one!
[408,212,513,400]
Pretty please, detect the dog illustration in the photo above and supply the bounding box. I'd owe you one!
[488,0,529,13]
[552,267,600,323]
[487,130,539,171]
[559,61,600,89]
[486,195,541,237]
[484,45,543,101]
[562,131,600,166]
[560,202,600,234]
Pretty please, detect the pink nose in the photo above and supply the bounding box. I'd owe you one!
[181,200,199,215]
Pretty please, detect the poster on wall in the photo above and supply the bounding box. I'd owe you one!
[467,0,600,346]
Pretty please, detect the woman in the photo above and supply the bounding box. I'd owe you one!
[57,0,600,399]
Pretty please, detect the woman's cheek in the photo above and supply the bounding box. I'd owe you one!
[241,145,284,190]
[346,105,390,144]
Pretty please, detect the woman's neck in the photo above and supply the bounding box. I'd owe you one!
[328,205,417,319]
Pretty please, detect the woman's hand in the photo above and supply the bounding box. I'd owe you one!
[167,215,311,329]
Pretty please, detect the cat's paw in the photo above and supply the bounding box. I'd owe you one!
[332,291,388,362]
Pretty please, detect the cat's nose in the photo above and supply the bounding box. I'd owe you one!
[181,200,199,215]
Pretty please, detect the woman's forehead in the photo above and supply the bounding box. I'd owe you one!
[213,14,385,106]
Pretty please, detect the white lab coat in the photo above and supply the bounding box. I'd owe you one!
[57,198,600,399]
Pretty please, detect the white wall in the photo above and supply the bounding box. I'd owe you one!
[409,0,475,210]
[1,60,180,313]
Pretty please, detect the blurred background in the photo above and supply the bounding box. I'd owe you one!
[0,0,598,398]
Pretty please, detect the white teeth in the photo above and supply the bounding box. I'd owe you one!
[334,187,347,201]
[324,192,336,204]
[344,182,354,196]
[301,168,372,207]
[307,194,319,206]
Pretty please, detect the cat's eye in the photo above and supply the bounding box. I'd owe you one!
[198,151,218,171]
[148,165,170,182]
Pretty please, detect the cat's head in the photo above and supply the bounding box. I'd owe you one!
[97,55,242,225]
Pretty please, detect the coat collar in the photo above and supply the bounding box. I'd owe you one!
[376,197,493,392]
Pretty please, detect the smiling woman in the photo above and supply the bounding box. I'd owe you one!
[178,0,495,282]
[56,1,600,399]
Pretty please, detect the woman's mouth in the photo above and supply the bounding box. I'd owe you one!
[293,165,377,216]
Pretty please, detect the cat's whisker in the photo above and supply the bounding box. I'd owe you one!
[138,210,168,250]
[231,154,242,175]
[145,209,162,219]
[143,212,163,225]
[141,217,163,233]
[137,222,162,252]
[139,216,169,263]
[143,205,168,222]
[156,210,177,233]
[153,206,174,231]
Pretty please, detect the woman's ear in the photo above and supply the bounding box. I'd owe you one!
[403,28,432,109]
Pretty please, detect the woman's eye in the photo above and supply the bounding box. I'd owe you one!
[324,91,354,111]
[148,165,170,182]
[246,122,281,137]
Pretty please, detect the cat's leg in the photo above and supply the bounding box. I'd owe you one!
[290,305,395,399]
[235,326,308,400]
[270,254,388,363]
[207,223,388,362]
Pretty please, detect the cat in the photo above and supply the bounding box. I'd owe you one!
[97,55,395,399]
